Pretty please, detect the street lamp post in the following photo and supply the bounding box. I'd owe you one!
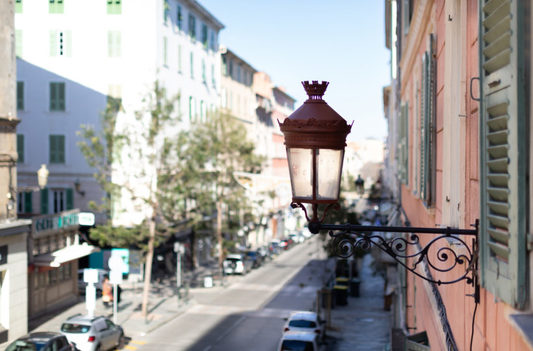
[279,81,479,300]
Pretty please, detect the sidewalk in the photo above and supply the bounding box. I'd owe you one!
[327,254,391,351]
[29,261,220,338]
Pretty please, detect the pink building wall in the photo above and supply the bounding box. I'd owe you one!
[398,1,531,349]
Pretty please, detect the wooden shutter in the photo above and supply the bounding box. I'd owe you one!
[58,83,65,110]
[40,188,48,214]
[49,30,58,56]
[17,81,24,110]
[57,135,65,163]
[24,192,32,213]
[66,188,73,210]
[17,134,24,163]
[50,83,57,110]
[50,135,57,163]
[479,0,527,309]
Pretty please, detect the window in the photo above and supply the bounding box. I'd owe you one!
[237,65,241,82]
[178,45,182,73]
[163,36,168,67]
[41,188,48,214]
[49,0,64,14]
[479,0,528,309]
[201,24,208,48]
[210,31,215,51]
[50,30,72,57]
[228,60,233,77]
[17,192,32,214]
[50,189,73,213]
[418,34,436,205]
[17,134,24,163]
[398,103,409,184]
[50,82,65,111]
[188,96,195,121]
[15,30,22,57]
[222,55,227,76]
[190,52,194,79]
[107,0,121,14]
[188,14,196,40]
[49,135,65,163]
[107,31,121,57]
[163,0,169,24]
[17,81,24,110]
[201,59,206,82]
[15,0,22,13]
[177,6,183,30]
[211,64,215,87]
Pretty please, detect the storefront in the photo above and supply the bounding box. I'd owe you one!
[28,210,98,319]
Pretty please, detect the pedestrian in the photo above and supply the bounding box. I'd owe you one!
[102,274,113,308]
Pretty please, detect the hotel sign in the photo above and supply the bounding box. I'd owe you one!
[33,210,80,235]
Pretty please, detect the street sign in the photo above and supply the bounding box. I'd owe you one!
[109,270,123,285]
[83,268,99,284]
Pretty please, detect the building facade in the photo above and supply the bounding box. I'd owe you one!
[385,0,533,350]
[0,0,30,347]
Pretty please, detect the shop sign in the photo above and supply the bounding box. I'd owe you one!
[33,211,79,234]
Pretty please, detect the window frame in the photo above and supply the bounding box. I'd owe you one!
[49,82,66,111]
[49,134,66,164]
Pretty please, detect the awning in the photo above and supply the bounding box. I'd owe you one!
[34,243,99,267]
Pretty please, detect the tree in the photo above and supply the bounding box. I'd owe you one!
[177,111,264,272]
[77,81,182,318]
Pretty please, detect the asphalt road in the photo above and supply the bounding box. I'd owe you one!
[139,236,330,351]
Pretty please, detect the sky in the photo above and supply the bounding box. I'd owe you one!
[199,0,391,142]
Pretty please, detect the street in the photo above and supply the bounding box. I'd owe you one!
[136,237,329,351]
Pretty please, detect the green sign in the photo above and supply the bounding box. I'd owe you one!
[34,212,79,233]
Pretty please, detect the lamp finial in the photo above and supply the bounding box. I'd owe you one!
[302,81,329,101]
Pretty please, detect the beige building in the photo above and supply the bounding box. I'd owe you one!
[0,0,31,346]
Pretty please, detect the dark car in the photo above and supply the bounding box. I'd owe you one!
[245,250,262,269]
[6,332,76,351]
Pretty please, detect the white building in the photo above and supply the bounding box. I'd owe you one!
[15,0,224,226]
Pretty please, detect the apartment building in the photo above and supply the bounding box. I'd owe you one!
[14,0,223,321]
[384,0,533,349]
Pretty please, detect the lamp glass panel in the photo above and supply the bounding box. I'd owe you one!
[287,147,313,199]
[316,148,343,200]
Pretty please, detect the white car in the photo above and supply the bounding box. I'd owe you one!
[223,254,249,275]
[278,331,321,351]
[283,311,325,340]
[61,314,123,351]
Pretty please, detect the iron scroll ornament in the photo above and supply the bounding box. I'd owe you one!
[310,218,479,293]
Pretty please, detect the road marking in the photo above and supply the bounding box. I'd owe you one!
[130,340,147,345]
[124,345,137,350]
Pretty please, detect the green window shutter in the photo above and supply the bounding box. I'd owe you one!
[202,59,206,82]
[50,82,57,110]
[17,134,24,163]
[17,81,24,110]
[107,0,121,14]
[50,135,65,163]
[189,14,196,40]
[177,6,182,29]
[64,30,72,57]
[41,188,49,214]
[479,0,527,309]
[398,103,409,184]
[202,24,208,48]
[163,0,169,23]
[163,36,168,66]
[66,188,73,210]
[189,96,193,121]
[49,0,64,14]
[190,52,194,79]
[16,30,22,57]
[15,0,22,13]
[50,30,58,56]
[57,83,65,110]
[24,192,32,213]
[50,135,57,163]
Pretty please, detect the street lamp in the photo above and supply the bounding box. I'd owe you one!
[279,81,479,298]
[37,164,49,189]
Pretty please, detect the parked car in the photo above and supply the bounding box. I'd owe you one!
[77,269,109,296]
[257,246,271,262]
[223,254,251,275]
[5,332,76,351]
[60,314,123,351]
[269,240,281,255]
[278,331,321,351]
[283,311,325,340]
[245,250,262,269]
[280,239,291,250]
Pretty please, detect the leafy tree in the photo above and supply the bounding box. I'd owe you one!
[77,81,181,318]
[177,111,264,272]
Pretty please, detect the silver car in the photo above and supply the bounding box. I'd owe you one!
[60,314,123,351]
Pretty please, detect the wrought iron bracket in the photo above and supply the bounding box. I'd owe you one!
[310,220,480,302]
